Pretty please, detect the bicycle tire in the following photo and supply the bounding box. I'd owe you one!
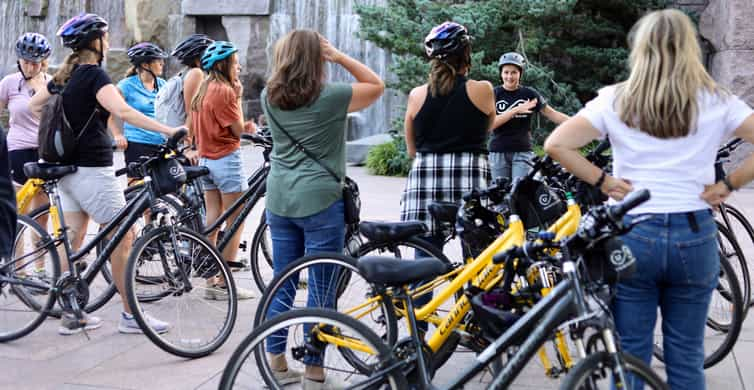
[653,253,743,368]
[718,203,754,308]
[560,351,668,390]
[254,253,398,372]
[249,212,273,292]
[0,215,61,342]
[125,226,238,358]
[220,308,408,390]
[716,221,750,314]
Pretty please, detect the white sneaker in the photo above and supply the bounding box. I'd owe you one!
[118,311,170,334]
[302,376,349,390]
[204,285,256,300]
[58,313,103,335]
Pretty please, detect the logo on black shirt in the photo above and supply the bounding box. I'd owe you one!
[496,99,530,118]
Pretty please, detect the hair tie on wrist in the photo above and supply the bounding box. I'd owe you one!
[594,171,606,188]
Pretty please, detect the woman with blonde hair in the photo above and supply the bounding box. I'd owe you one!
[545,9,754,389]
[261,29,383,389]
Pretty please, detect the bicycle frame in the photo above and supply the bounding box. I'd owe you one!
[15,178,44,214]
[46,178,155,284]
[200,164,270,252]
[343,198,583,354]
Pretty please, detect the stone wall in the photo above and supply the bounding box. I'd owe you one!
[696,0,754,177]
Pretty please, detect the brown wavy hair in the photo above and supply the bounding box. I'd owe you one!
[190,54,235,112]
[428,45,470,97]
[266,30,324,110]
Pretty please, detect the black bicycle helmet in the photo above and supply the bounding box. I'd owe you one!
[498,52,526,72]
[16,33,52,63]
[171,34,214,63]
[57,13,108,50]
[424,21,471,59]
[127,42,168,65]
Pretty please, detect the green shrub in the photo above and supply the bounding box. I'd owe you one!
[366,135,412,176]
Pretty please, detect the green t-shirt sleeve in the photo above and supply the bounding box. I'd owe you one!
[326,83,353,120]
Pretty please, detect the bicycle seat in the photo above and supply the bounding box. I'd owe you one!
[184,165,210,181]
[357,256,450,286]
[359,221,427,243]
[23,162,77,181]
[428,202,458,225]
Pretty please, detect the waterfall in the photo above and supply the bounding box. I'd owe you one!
[269,0,403,140]
[0,0,128,74]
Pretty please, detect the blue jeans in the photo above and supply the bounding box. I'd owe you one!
[489,151,534,184]
[264,200,345,365]
[614,210,718,390]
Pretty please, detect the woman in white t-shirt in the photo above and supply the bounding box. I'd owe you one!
[545,9,754,390]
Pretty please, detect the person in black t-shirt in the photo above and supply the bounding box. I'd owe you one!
[488,52,569,182]
[29,13,181,336]
[0,126,17,261]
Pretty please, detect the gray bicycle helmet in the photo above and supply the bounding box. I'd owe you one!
[498,52,526,72]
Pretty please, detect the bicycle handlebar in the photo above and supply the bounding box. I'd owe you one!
[606,189,650,221]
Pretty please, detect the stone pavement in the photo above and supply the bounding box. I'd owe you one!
[1,145,753,389]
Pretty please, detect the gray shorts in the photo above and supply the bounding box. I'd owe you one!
[58,166,126,225]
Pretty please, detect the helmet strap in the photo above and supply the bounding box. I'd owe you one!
[17,61,32,81]
[138,64,159,93]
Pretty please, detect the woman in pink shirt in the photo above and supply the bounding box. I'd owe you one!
[0,33,52,276]
[0,33,52,187]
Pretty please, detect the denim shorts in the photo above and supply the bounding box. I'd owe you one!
[199,149,247,194]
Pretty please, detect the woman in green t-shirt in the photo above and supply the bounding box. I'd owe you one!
[261,30,384,389]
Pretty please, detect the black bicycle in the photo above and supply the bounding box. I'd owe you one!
[1,130,237,359]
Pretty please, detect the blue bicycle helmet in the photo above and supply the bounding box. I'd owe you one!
[57,13,108,50]
[200,41,237,71]
[16,33,52,63]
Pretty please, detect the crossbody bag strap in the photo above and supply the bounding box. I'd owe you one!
[263,98,343,184]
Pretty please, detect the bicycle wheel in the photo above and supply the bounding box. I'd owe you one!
[653,253,743,368]
[718,204,754,308]
[125,226,238,358]
[249,212,273,292]
[0,215,61,342]
[220,308,407,390]
[254,253,398,371]
[561,351,668,389]
[716,221,750,313]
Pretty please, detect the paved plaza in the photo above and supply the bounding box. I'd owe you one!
[1,145,753,389]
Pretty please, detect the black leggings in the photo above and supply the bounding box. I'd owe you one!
[8,148,38,185]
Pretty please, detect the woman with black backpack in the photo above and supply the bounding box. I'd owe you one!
[29,13,183,336]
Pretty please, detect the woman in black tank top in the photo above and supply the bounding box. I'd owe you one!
[400,21,495,256]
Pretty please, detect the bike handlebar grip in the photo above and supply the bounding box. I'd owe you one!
[167,128,188,150]
[609,189,651,219]
[115,167,128,177]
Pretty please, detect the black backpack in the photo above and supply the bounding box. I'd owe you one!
[37,85,98,164]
